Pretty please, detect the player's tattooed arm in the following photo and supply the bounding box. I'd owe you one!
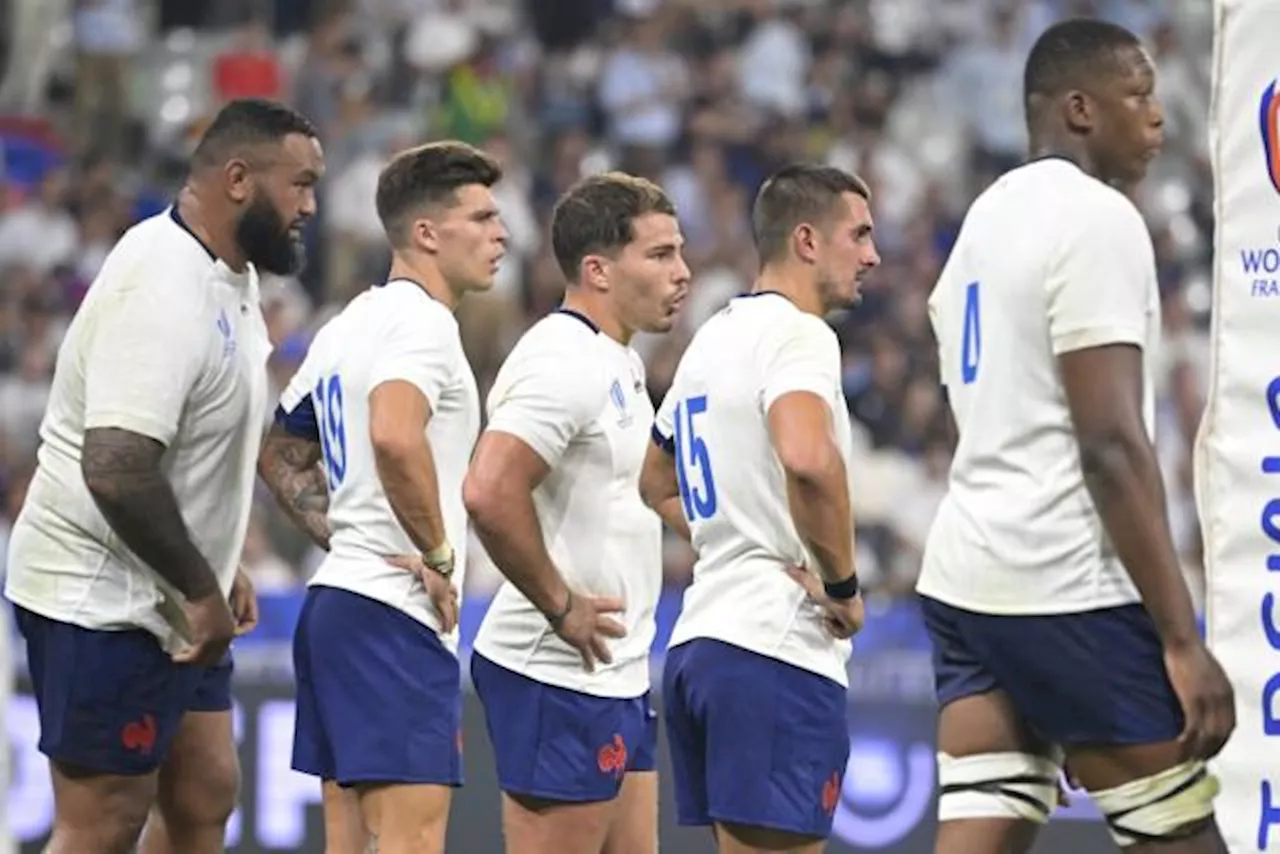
[81,427,222,599]
[257,424,331,550]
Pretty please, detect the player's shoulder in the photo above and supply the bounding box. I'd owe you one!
[368,279,459,332]
[515,309,604,358]
[999,158,1143,228]
[91,209,224,309]
[745,295,837,350]
[122,208,226,275]
[500,310,612,391]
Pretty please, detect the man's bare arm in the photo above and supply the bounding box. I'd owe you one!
[81,427,221,599]
[639,440,691,541]
[767,391,855,585]
[257,424,331,550]
[1059,344,1199,648]
[369,380,447,555]
[464,432,570,617]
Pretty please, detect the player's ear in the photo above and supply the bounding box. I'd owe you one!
[413,216,440,254]
[225,158,253,204]
[1063,89,1093,134]
[792,222,820,265]
[581,254,610,293]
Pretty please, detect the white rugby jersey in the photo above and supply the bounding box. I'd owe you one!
[6,208,272,650]
[472,310,662,698]
[918,157,1159,615]
[277,279,479,643]
[655,293,855,688]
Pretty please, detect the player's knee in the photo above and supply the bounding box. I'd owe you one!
[162,751,241,828]
[1088,760,1219,848]
[936,752,1061,824]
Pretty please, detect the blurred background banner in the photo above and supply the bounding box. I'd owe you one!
[1200,0,1280,850]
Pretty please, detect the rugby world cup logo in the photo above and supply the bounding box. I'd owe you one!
[1261,79,1280,194]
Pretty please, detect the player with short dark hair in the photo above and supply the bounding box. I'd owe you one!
[750,164,872,264]
[919,18,1234,853]
[465,172,689,854]
[4,97,322,854]
[639,161,879,854]
[258,140,507,854]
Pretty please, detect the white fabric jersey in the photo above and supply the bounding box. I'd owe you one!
[918,158,1160,615]
[5,208,272,650]
[655,293,855,687]
[279,280,479,643]
[472,311,662,698]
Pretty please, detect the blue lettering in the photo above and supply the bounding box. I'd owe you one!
[1242,247,1280,274]
[961,281,981,384]
[314,375,347,489]
[1264,594,1280,650]
[1260,369,1280,848]
[1261,780,1280,851]
[1253,279,1280,298]
[672,395,718,522]
[1266,673,1280,736]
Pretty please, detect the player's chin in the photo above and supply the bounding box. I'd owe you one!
[832,283,862,310]
[467,274,497,294]
[642,312,677,335]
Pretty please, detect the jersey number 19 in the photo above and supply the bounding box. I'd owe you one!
[673,394,718,522]
[314,374,347,489]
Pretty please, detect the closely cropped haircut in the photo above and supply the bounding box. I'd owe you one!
[1023,19,1142,113]
[191,99,318,169]
[375,141,503,247]
[551,172,677,280]
[751,164,870,264]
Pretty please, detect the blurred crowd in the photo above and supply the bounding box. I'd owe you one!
[0,0,1216,605]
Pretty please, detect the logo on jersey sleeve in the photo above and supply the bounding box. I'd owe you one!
[1262,79,1280,195]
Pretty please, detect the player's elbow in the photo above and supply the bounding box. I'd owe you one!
[462,468,504,531]
[1076,429,1145,492]
[81,427,163,500]
[369,421,420,467]
[776,436,842,486]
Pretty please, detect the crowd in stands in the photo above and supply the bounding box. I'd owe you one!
[0,0,1214,605]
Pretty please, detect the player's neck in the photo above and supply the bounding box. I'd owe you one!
[387,256,460,311]
[752,268,824,318]
[1027,137,1096,178]
[176,187,249,273]
[559,291,632,345]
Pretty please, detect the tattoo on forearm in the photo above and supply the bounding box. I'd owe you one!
[258,427,331,550]
[81,427,221,599]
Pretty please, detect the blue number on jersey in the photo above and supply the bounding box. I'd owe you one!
[673,394,718,521]
[314,375,347,489]
[961,280,981,384]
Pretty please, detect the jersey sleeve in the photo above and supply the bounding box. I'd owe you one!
[367,306,459,411]
[757,314,842,412]
[485,346,603,469]
[1046,194,1155,355]
[274,348,322,441]
[652,377,680,455]
[83,265,210,446]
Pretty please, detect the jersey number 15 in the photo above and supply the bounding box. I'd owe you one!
[673,395,718,522]
[314,374,347,489]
